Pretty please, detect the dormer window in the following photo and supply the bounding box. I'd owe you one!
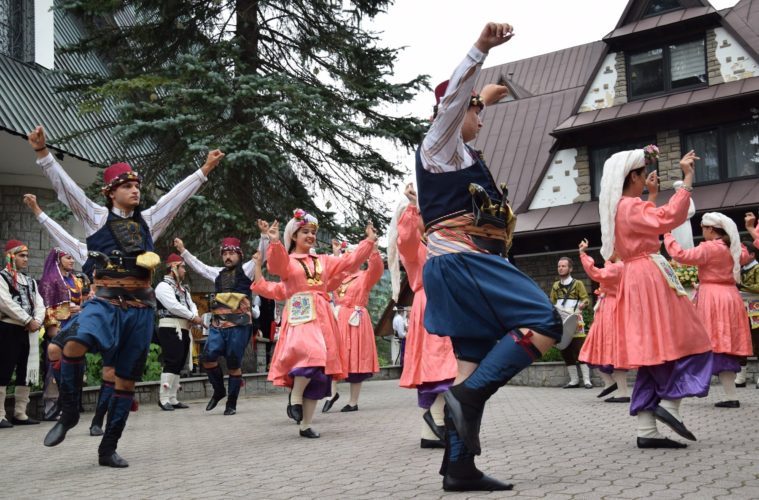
[642,0,682,18]
[627,36,706,100]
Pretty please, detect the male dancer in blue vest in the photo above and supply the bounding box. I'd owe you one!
[174,237,259,415]
[416,23,564,491]
[28,125,224,467]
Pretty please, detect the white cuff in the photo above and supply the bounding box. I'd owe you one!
[35,152,55,168]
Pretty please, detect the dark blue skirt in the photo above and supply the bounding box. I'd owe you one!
[423,252,562,341]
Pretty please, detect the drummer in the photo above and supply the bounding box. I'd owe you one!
[737,240,759,388]
[550,257,592,389]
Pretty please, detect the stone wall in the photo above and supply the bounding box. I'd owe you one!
[655,129,683,190]
[573,146,591,203]
[706,28,723,86]
[512,250,596,299]
[613,51,628,106]
[714,27,759,82]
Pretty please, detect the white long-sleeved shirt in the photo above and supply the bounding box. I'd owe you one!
[36,212,89,265]
[155,277,198,321]
[420,46,487,173]
[180,249,260,319]
[35,153,208,239]
[0,272,45,326]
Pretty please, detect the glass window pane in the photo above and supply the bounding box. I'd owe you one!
[644,0,681,17]
[629,49,664,98]
[670,40,706,89]
[591,138,656,197]
[725,120,759,178]
[685,130,719,183]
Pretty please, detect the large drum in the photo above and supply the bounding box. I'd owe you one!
[554,306,580,350]
[740,291,759,330]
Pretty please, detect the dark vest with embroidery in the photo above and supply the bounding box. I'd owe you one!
[214,265,252,298]
[0,270,36,317]
[415,145,503,227]
[156,278,192,319]
[83,209,155,279]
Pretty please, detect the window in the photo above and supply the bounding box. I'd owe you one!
[643,0,682,18]
[590,137,657,198]
[628,38,706,100]
[683,119,759,184]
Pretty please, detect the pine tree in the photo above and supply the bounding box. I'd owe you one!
[55,0,427,251]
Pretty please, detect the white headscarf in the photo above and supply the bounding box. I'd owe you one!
[283,209,319,253]
[387,198,409,302]
[669,180,697,250]
[701,212,741,283]
[598,149,646,260]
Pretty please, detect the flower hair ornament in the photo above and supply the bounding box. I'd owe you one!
[643,145,660,166]
[293,209,318,229]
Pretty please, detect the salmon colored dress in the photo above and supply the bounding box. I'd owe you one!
[578,253,625,368]
[664,236,752,357]
[397,204,457,389]
[255,239,374,388]
[334,251,383,375]
[613,189,712,368]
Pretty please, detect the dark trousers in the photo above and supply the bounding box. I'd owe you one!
[157,327,190,374]
[0,322,30,386]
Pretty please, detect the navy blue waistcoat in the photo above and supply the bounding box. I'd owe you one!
[83,209,154,279]
[214,265,252,298]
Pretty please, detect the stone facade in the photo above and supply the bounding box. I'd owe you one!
[714,27,759,82]
[706,28,723,86]
[613,51,628,106]
[654,129,683,190]
[512,250,596,300]
[573,146,591,203]
[578,52,619,113]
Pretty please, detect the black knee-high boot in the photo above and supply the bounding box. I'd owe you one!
[90,381,115,436]
[44,355,85,447]
[205,366,226,411]
[446,331,541,456]
[97,389,133,468]
[225,375,242,415]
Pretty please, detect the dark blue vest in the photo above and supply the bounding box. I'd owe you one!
[83,209,154,279]
[214,265,252,298]
[415,145,502,227]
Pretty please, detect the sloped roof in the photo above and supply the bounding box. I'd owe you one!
[604,5,717,41]
[721,0,759,62]
[471,42,607,212]
[0,7,152,165]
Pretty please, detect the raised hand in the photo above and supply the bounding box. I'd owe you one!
[645,171,659,196]
[173,238,185,253]
[746,212,757,240]
[578,238,589,254]
[679,150,699,177]
[257,219,270,234]
[201,149,225,175]
[479,84,509,106]
[331,239,342,256]
[475,22,514,53]
[365,222,377,242]
[23,194,42,216]
[267,221,280,242]
[404,183,417,205]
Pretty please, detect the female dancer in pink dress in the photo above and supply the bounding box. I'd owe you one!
[331,248,383,412]
[388,184,457,448]
[252,211,376,438]
[577,239,629,403]
[664,212,751,408]
[599,147,713,449]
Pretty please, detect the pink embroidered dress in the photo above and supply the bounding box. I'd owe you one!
[397,204,457,389]
[664,236,752,357]
[578,253,624,368]
[256,239,374,388]
[613,189,712,368]
[333,251,384,376]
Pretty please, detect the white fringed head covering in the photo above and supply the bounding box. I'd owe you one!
[283,208,319,253]
[387,198,409,302]
[701,212,741,283]
[598,149,647,260]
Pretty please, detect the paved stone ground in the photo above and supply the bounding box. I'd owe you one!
[2,379,759,499]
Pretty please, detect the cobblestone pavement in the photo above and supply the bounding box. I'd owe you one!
[2,379,759,499]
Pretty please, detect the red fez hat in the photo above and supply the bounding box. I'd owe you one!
[4,239,26,254]
[103,162,142,192]
[166,253,184,266]
[221,237,242,254]
[434,81,449,106]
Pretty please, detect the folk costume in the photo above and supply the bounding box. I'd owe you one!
[40,153,208,467]
[332,247,383,412]
[155,254,198,411]
[254,209,374,438]
[181,238,259,415]
[664,213,751,407]
[577,253,629,402]
[416,45,563,491]
[599,147,713,449]
[389,199,456,448]
[0,240,45,428]
[737,247,759,387]
[550,272,591,388]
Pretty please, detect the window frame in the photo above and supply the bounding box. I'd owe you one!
[625,35,708,101]
[589,136,658,200]
[641,0,683,19]
[681,119,759,186]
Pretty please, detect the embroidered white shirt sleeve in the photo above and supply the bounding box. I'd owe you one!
[180,249,221,282]
[36,213,89,265]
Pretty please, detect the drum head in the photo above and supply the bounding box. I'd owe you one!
[555,307,578,350]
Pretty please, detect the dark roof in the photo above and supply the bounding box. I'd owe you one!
[553,76,759,135]
[721,0,759,63]
[613,0,712,29]
[605,6,717,41]
[0,7,152,165]
[472,42,607,212]
[515,177,759,233]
